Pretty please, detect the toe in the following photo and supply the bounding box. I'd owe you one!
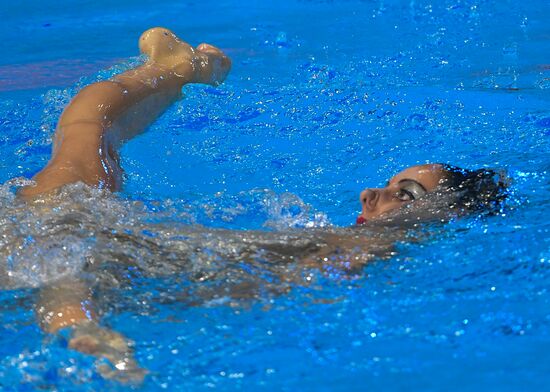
[197,43,222,55]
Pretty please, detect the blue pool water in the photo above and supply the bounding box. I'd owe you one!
[0,0,549,390]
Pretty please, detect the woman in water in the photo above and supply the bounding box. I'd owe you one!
[19,27,505,382]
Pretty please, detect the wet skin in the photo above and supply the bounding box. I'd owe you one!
[357,163,447,224]
[18,27,231,199]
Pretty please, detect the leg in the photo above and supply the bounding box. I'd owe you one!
[18,27,231,199]
[22,27,231,383]
[37,278,146,383]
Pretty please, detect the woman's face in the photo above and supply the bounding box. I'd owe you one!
[357,164,447,224]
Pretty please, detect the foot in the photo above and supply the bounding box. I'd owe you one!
[139,27,231,85]
[69,321,147,384]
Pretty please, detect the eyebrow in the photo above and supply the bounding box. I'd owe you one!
[397,179,427,192]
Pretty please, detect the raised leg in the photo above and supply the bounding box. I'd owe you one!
[18,27,231,199]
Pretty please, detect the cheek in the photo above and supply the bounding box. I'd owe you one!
[377,192,406,214]
[377,198,404,214]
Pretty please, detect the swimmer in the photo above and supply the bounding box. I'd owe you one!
[16,27,506,383]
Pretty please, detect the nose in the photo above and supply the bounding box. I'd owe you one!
[360,188,379,212]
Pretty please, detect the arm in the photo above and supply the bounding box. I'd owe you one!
[18,27,231,198]
[298,231,397,272]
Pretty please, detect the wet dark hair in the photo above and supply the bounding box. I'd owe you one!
[439,164,508,213]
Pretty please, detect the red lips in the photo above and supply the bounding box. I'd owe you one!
[356,216,367,225]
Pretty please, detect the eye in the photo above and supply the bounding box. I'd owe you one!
[395,180,428,202]
[396,189,415,201]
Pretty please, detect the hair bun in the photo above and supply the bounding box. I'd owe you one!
[441,165,509,213]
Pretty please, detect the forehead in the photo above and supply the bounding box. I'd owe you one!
[388,164,446,191]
